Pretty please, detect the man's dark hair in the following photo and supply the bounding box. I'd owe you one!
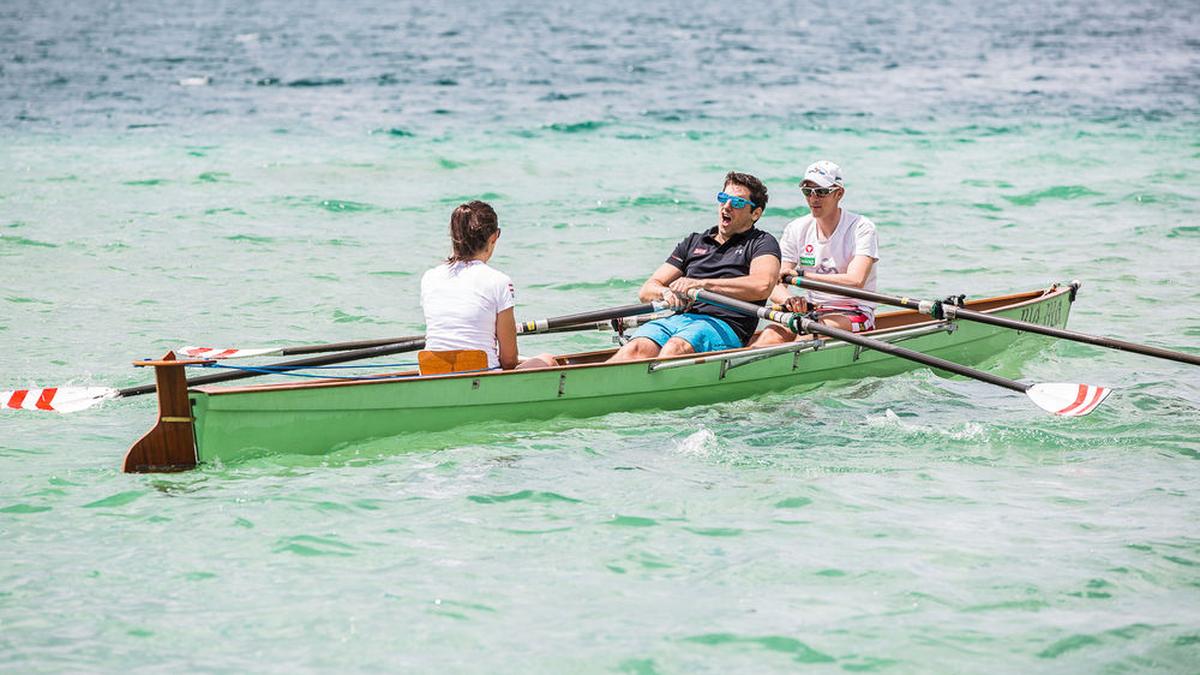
[723,171,768,211]
[447,200,499,263]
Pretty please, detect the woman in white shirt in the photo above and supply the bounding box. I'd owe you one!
[420,201,554,370]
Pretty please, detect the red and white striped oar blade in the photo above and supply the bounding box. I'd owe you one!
[178,345,283,360]
[1026,383,1112,417]
[1,387,118,413]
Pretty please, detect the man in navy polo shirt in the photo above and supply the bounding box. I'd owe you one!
[608,171,781,362]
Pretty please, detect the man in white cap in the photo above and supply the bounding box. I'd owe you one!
[749,160,879,346]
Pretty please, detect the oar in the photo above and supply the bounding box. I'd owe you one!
[517,301,669,334]
[178,302,670,360]
[4,302,673,413]
[692,289,1112,417]
[2,337,430,413]
[179,335,426,360]
[525,312,669,336]
[784,274,1200,367]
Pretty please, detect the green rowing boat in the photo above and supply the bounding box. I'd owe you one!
[124,283,1079,472]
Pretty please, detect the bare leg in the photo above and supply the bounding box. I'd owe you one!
[747,323,796,347]
[749,314,856,346]
[606,337,662,363]
[658,337,697,358]
[819,315,853,332]
[516,353,558,370]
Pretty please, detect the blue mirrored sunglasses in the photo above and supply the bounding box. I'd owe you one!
[717,192,757,209]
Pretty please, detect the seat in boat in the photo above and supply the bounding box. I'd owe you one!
[417,349,489,376]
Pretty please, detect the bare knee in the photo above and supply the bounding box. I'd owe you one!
[821,315,853,332]
[659,337,697,357]
[749,324,795,347]
[516,353,557,370]
[607,337,661,363]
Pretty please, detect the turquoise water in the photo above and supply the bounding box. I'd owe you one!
[3,1,1200,671]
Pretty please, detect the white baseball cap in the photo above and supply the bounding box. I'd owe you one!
[802,160,844,188]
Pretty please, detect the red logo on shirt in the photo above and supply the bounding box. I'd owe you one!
[805,244,814,253]
[692,247,710,255]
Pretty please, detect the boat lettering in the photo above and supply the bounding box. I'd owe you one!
[1020,302,1063,327]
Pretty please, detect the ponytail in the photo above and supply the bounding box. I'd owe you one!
[447,200,499,263]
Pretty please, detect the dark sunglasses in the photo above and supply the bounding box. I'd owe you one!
[801,186,840,198]
[717,192,757,209]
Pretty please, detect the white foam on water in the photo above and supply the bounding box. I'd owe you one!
[866,408,986,441]
[672,427,718,457]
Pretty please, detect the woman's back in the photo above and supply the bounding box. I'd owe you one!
[420,259,515,370]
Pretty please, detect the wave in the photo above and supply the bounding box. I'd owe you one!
[285,77,346,88]
[0,235,57,249]
[318,199,374,213]
[224,234,274,243]
[1003,185,1103,206]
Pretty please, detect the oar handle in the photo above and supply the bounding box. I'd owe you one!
[689,290,793,326]
[519,301,669,334]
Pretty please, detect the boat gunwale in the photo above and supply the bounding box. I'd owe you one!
[195,285,1070,397]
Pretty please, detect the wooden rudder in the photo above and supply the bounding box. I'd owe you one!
[122,352,201,473]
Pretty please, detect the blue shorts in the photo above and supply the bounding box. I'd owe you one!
[630,314,742,353]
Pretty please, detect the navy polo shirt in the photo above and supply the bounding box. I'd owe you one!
[665,226,781,344]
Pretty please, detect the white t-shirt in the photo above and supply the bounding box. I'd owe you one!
[780,209,880,312]
[420,260,516,369]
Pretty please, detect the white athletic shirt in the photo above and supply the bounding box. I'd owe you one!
[780,209,880,312]
[420,260,516,369]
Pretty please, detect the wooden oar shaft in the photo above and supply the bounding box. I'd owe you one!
[693,289,1029,394]
[117,337,428,398]
[785,275,1200,367]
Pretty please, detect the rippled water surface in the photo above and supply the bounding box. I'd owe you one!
[2,0,1199,671]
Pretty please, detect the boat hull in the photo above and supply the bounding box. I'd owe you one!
[179,285,1077,465]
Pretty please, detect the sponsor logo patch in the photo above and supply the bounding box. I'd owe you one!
[692,247,710,256]
[799,256,816,266]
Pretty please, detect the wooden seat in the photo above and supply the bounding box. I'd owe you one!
[418,349,489,376]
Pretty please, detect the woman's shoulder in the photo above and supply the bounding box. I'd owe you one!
[450,261,511,293]
[421,261,452,283]
[472,261,512,281]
